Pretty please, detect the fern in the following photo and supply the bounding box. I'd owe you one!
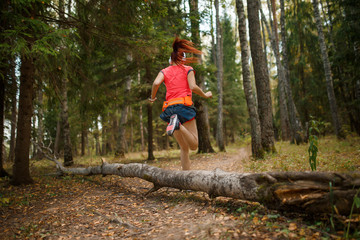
[308,119,320,171]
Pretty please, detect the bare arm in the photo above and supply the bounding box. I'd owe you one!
[149,71,164,102]
[187,71,212,98]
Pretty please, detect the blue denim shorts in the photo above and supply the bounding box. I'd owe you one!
[160,104,197,124]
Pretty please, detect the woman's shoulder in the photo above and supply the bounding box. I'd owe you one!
[183,65,193,71]
[162,65,193,73]
[176,64,193,72]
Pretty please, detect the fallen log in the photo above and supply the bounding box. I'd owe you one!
[55,159,360,216]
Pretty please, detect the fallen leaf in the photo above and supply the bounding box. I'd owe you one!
[289,223,297,231]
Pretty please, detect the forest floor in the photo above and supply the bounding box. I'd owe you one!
[0,135,360,239]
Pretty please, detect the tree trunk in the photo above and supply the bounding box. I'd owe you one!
[138,69,145,152]
[139,105,145,152]
[210,0,217,67]
[260,6,291,142]
[215,0,225,152]
[267,0,292,142]
[189,0,214,154]
[8,58,18,163]
[280,0,304,144]
[58,0,73,165]
[350,1,360,135]
[94,120,100,156]
[35,85,44,159]
[324,0,360,136]
[80,91,88,157]
[12,39,35,185]
[312,0,344,139]
[101,115,107,155]
[145,64,155,161]
[235,0,263,159]
[54,160,360,216]
[115,75,131,157]
[81,129,86,156]
[355,78,360,135]
[247,0,275,152]
[54,115,61,157]
[0,72,9,177]
[0,0,11,177]
[260,15,268,68]
[110,112,118,154]
[32,115,36,158]
[129,107,133,152]
[147,104,155,160]
[61,75,74,166]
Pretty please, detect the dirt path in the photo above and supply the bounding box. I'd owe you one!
[190,146,250,172]
[0,147,330,239]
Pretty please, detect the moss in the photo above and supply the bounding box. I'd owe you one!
[253,148,265,159]
[143,174,153,182]
[271,145,277,154]
[256,182,283,206]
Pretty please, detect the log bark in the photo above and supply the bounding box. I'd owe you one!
[55,160,360,215]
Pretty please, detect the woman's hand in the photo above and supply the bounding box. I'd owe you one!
[148,97,157,103]
[205,91,213,99]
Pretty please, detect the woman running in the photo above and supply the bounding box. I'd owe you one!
[148,37,212,170]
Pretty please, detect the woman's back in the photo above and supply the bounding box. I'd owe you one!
[161,65,193,101]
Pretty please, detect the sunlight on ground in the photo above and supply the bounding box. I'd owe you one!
[1,134,360,239]
[3,134,359,175]
[242,134,360,173]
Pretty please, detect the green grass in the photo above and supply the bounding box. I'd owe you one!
[3,134,359,176]
[1,134,359,239]
[242,134,360,173]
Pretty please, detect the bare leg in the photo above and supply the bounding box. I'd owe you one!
[173,119,198,170]
[173,130,190,170]
[179,119,198,150]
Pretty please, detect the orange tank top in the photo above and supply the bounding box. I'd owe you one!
[161,65,194,101]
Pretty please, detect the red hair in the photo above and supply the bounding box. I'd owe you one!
[170,37,202,65]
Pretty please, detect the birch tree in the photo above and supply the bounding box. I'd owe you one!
[215,0,225,152]
[247,0,275,152]
[312,0,344,139]
[0,72,7,177]
[8,59,17,163]
[235,0,263,158]
[260,4,291,142]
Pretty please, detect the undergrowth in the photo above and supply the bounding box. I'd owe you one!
[1,134,359,239]
[243,134,360,173]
